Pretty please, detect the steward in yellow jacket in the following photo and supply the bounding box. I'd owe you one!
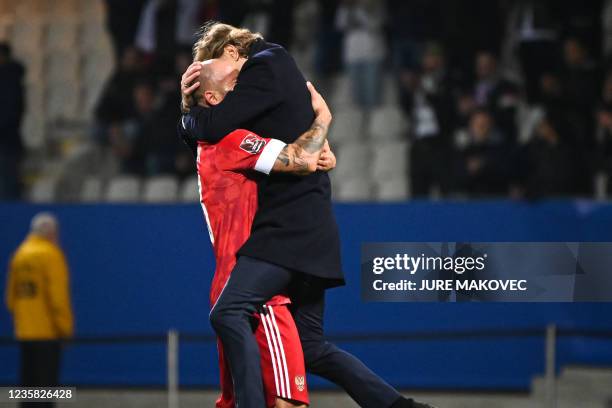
[6,213,73,392]
[5,216,74,340]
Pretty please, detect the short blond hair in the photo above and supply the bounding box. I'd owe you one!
[193,22,262,62]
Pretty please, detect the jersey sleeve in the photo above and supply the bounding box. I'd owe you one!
[216,129,286,175]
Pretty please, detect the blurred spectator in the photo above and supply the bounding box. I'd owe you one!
[5,213,74,407]
[111,78,188,177]
[142,53,193,177]
[104,0,148,59]
[400,44,456,197]
[135,0,201,73]
[387,0,442,72]
[561,37,600,149]
[335,0,386,113]
[596,72,612,190]
[107,82,155,175]
[217,0,249,26]
[135,0,177,64]
[513,115,579,198]
[453,110,509,196]
[239,0,295,49]
[266,0,296,49]
[466,51,520,142]
[94,47,146,132]
[107,121,142,175]
[441,0,503,74]
[176,0,207,49]
[604,0,612,56]
[313,0,342,76]
[5,0,612,202]
[507,0,561,103]
[557,1,602,61]
[0,43,25,200]
[538,72,567,123]
[94,44,191,177]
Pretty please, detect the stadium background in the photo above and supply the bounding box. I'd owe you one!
[1,0,612,407]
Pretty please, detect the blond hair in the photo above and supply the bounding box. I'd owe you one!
[193,22,262,62]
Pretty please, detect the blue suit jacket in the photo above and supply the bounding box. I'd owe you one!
[178,40,344,287]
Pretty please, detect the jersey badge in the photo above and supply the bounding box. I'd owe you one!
[239,133,266,154]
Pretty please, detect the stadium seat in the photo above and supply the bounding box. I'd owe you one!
[29,177,57,203]
[595,172,608,201]
[79,0,105,23]
[329,108,366,145]
[45,20,79,52]
[371,141,408,180]
[334,144,372,180]
[82,49,114,88]
[335,178,373,202]
[20,52,44,85]
[0,0,17,17]
[47,51,80,83]
[80,23,112,52]
[376,178,409,201]
[46,80,81,120]
[0,17,12,42]
[11,20,45,53]
[368,105,409,141]
[80,177,103,202]
[105,176,141,202]
[80,79,106,120]
[26,85,45,115]
[81,46,114,117]
[13,0,48,20]
[180,176,200,203]
[142,176,179,203]
[21,113,45,149]
[382,74,399,105]
[330,73,353,108]
[49,0,79,17]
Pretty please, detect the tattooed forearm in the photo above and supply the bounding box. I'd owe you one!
[277,146,290,166]
[295,122,328,154]
[272,119,330,175]
[276,145,310,174]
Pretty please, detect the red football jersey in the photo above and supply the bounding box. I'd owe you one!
[196,129,288,307]
[197,129,298,408]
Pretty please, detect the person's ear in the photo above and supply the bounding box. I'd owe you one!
[204,90,219,106]
[224,45,239,61]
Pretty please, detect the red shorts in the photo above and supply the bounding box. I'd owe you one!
[257,304,309,406]
[216,303,309,408]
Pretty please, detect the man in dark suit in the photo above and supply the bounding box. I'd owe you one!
[178,23,434,408]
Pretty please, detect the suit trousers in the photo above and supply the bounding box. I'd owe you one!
[209,256,400,407]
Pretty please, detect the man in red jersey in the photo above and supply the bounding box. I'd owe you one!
[194,58,334,408]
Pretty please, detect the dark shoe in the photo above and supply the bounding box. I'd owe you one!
[390,396,438,408]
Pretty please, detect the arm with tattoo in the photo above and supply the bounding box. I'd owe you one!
[271,82,332,175]
[273,120,329,175]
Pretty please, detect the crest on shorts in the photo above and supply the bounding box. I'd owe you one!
[239,133,266,154]
[294,375,305,391]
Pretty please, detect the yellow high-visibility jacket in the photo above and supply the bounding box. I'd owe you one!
[5,234,74,340]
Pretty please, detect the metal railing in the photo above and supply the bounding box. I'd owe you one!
[2,325,612,408]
